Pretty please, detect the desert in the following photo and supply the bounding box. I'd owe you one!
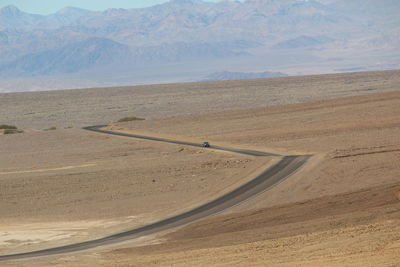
[0,70,399,266]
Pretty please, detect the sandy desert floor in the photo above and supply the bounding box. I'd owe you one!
[0,70,399,266]
[1,70,400,129]
[0,128,264,256]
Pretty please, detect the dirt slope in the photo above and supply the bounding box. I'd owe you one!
[78,90,400,266]
[1,71,399,266]
[1,70,399,129]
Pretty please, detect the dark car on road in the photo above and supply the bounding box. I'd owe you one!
[201,142,210,148]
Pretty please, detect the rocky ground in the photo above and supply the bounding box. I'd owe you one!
[1,70,399,266]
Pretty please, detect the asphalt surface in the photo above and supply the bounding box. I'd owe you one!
[0,126,310,261]
[83,125,281,157]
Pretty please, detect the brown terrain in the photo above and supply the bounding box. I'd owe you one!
[0,70,399,266]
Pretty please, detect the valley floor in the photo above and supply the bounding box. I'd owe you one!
[1,71,399,266]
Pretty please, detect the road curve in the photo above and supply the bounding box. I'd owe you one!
[0,126,311,261]
[83,125,281,157]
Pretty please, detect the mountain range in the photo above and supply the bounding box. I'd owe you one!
[0,0,399,92]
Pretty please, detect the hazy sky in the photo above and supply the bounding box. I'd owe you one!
[0,0,220,14]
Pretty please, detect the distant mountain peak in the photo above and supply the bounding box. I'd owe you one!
[0,5,22,15]
[56,6,91,14]
[168,0,206,5]
[103,8,129,15]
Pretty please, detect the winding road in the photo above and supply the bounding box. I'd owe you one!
[0,126,311,261]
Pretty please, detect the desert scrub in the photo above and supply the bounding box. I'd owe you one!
[117,116,145,122]
[44,126,57,131]
[4,129,24,134]
[1,124,23,134]
[0,124,17,130]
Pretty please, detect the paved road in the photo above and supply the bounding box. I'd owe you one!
[83,125,281,157]
[0,126,310,261]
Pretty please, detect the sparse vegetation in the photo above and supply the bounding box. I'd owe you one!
[1,124,23,135]
[117,116,145,123]
[4,129,24,134]
[0,124,17,130]
[44,126,57,131]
